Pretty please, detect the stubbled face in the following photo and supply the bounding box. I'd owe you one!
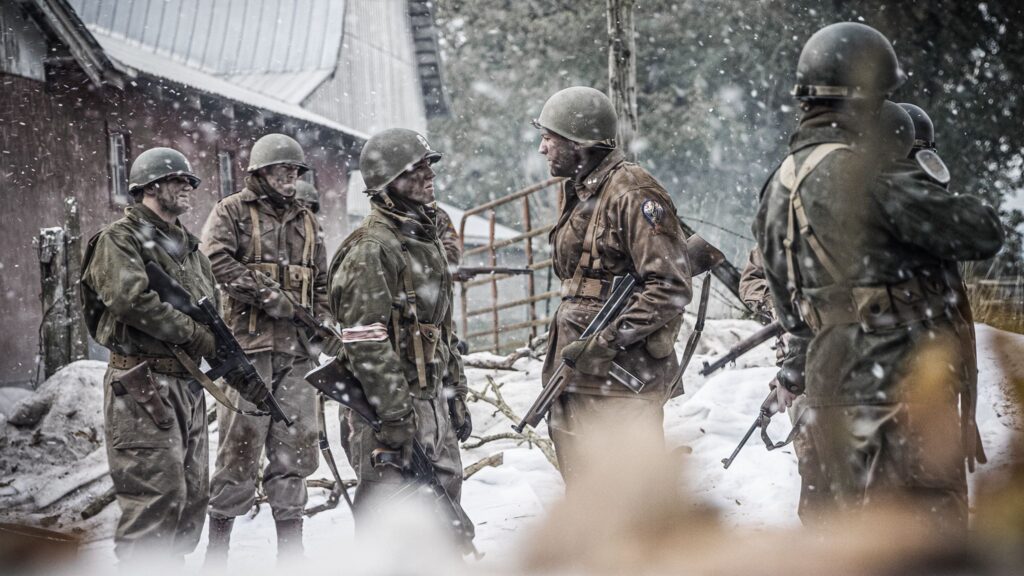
[389,159,436,205]
[148,176,194,216]
[260,164,301,197]
[538,129,581,178]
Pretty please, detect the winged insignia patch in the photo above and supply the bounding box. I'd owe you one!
[642,199,664,228]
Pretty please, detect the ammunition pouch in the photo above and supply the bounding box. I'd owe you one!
[113,361,175,430]
[799,275,951,333]
[406,323,441,364]
[645,314,683,359]
[560,275,612,301]
[109,352,188,376]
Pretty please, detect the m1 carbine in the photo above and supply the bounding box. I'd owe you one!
[305,359,478,556]
[699,320,785,377]
[145,262,292,426]
[721,388,804,469]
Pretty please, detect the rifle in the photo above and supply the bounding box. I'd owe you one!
[145,262,293,426]
[721,388,804,469]
[513,274,644,433]
[305,359,478,556]
[452,266,532,282]
[699,320,785,377]
[304,392,354,516]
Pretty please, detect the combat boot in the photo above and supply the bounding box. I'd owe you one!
[204,515,234,567]
[275,518,304,560]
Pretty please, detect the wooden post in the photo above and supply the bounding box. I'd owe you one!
[64,197,88,362]
[38,227,69,380]
[607,0,638,159]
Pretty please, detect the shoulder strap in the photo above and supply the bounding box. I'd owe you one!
[247,204,262,264]
[397,244,429,390]
[564,186,617,298]
[781,143,849,297]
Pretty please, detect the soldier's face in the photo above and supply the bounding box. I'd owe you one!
[538,130,580,177]
[262,164,301,197]
[149,177,194,216]
[390,159,436,205]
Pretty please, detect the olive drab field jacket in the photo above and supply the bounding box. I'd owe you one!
[328,198,464,422]
[200,187,330,357]
[82,205,217,359]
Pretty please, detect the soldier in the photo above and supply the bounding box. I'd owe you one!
[752,23,1003,537]
[328,128,472,542]
[81,147,217,562]
[294,180,320,214]
[896,102,987,471]
[200,134,328,560]
[533,86,692,486]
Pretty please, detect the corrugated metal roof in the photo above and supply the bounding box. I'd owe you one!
[66,0,345,75]
[222,69,334,105]
[93,32,368,139]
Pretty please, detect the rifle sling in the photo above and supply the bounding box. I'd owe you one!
[167,345,270,417]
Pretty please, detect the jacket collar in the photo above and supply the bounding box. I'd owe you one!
[125,204,199,256]
[238,186,305,224]
[573,149,625,201]
[788,108,870,155]
[369,196,439,242]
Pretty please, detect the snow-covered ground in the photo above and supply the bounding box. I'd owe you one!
[1,320,1021,574]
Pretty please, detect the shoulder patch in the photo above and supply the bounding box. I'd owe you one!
[641,199,665,228]
[914,149,950,185]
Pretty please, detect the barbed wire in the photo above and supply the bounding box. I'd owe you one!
[685,216,755,243]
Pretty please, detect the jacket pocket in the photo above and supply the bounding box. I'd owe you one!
[108,370,179,450]
[645,314,683,359]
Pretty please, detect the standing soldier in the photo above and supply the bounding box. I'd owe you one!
[81,148,217,562]
[752,23,1003,537]
[200,134,328,560]
[896,102,987,472]
[533,86,692,486]
[294,180,321,214]
[328,128,472,543]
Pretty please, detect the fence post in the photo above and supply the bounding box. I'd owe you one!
[65,197,88,362]
[38,227,69,380]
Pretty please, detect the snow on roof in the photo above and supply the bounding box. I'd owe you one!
[346,171,519,245]
[91,33,369,141]
[221,70,334,106]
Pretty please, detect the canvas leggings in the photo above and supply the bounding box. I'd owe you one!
[208,351,318,521]
[103,366,208,561]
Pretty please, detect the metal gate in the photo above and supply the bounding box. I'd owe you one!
[458,178,564,354]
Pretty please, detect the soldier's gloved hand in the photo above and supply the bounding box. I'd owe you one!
[561,334,618,376]
[184,323,217,360]
[261,288,295,319]
[375,411,416,469]
[448,395,472,442]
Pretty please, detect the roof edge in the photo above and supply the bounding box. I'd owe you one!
[26,0,124,88]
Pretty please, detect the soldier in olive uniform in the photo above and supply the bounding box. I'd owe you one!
[82,148,217,562]
[328,128,473,542]
[200,134,329,560]
[533,87,692,486]
[753,23,1003,537]
[294,180,321,214]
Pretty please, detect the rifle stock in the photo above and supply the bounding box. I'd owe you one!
[144,262,293,426]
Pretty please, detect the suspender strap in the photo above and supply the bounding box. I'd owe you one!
[247,204,263,334]
[301,211,316,308]
[564,185,616,299]
[780,143,850,305]
[398,244,429,390]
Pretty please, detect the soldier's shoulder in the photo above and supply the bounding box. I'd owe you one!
[214,189,257,212]
[607,164,676,210]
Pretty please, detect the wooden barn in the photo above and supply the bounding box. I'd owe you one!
[0,0,448,386]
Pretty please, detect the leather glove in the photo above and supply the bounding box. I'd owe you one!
[261,288,295,320]
[184,322,217,360]
[561,334,618,376]
[374,411,416,469]
[448,395,472,442]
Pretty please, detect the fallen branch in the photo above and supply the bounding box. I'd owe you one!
[463,452,504,480]
[463,347,534,371]
[465,376,558,469]
[80,485,115,520]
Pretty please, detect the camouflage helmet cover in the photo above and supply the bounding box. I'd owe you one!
[128,147,201,193]
[897,103,935,149]
[532,86,618,147]
[793,22,906,101]
[294,180,320,213]
[247,133,309,174]
[359,128,442,193]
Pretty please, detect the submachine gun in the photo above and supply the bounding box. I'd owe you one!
[305,361,478,557]
[721,388,804,469]
[144,262,292,426]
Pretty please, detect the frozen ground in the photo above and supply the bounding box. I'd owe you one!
[1,320,1020,574]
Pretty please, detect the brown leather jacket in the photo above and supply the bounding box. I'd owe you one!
[200,186,329,357]
[543,149,692,399]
